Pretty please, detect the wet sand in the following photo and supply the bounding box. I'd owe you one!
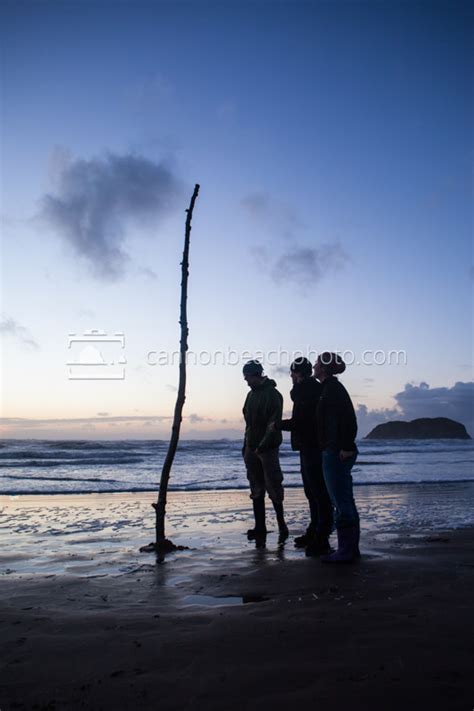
[1,486,473,710]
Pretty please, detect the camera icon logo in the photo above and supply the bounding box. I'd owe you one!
[66,330,127,380]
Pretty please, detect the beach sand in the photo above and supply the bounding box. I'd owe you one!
[1,485,473,710]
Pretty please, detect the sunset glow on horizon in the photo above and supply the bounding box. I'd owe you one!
[1,0,472,440]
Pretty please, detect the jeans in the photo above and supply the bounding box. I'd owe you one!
[300,447,333,539]
[322,449,359,530]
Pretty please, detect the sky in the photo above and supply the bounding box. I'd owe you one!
[0,0,473,439]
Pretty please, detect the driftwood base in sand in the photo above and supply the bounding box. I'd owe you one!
[139,540,189,554]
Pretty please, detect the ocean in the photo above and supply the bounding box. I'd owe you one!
[0,438,473,495]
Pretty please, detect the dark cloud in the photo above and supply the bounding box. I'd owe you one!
[394,381,474,434]
[187,413,229,424]
[0,318,39,350]
[271,242,348,288]
[356,381,474,437]
[253,242,348,289]
[39,152,182,279]
[242,191,348,290]
[241,192,271,218]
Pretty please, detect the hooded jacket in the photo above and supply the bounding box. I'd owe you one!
[280,377,321,451]
[243,377,283,452]
[317,376,358,452]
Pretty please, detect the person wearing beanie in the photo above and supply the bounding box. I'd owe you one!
[278,357,333,554]
[242,360,288,545]
[314,352,360,563]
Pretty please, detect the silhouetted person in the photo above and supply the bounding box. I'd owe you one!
[242,360,289,545]
[314,352,360,563]
[278,357,333,554]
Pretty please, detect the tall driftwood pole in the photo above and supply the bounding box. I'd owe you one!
[141,183,200,558]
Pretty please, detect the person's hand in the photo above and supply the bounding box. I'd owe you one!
[339,449,355,461]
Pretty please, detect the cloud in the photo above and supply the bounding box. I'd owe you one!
[186,413,230,424]
[242,192,348,291]
[0,318,39,350]
[270,242,348,288]
[241,191,303,240]
[241,192,271,218]
[394,381,474,433]
[39,151,182,279]
[356,381,474,437]
[253,242,348,290]
[356,404,400,438]
[0,413,245,440]
[0,415,171,427]
[188,413,206,423]
[138,266,158,280]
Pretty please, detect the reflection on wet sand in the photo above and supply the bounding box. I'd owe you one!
[1,483,473,577]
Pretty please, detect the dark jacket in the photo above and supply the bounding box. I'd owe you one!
[317,376,358,452]
[243,377,283,452]
[280,377,321,451]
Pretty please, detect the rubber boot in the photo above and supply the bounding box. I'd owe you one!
[305,531,331,557]
[294,523,314,549]
[355,520,361,558]
[247,497,266,541]
[273,502,289,542]
[320,525,358,564]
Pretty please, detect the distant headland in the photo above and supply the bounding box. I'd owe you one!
[365,417,471,440]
